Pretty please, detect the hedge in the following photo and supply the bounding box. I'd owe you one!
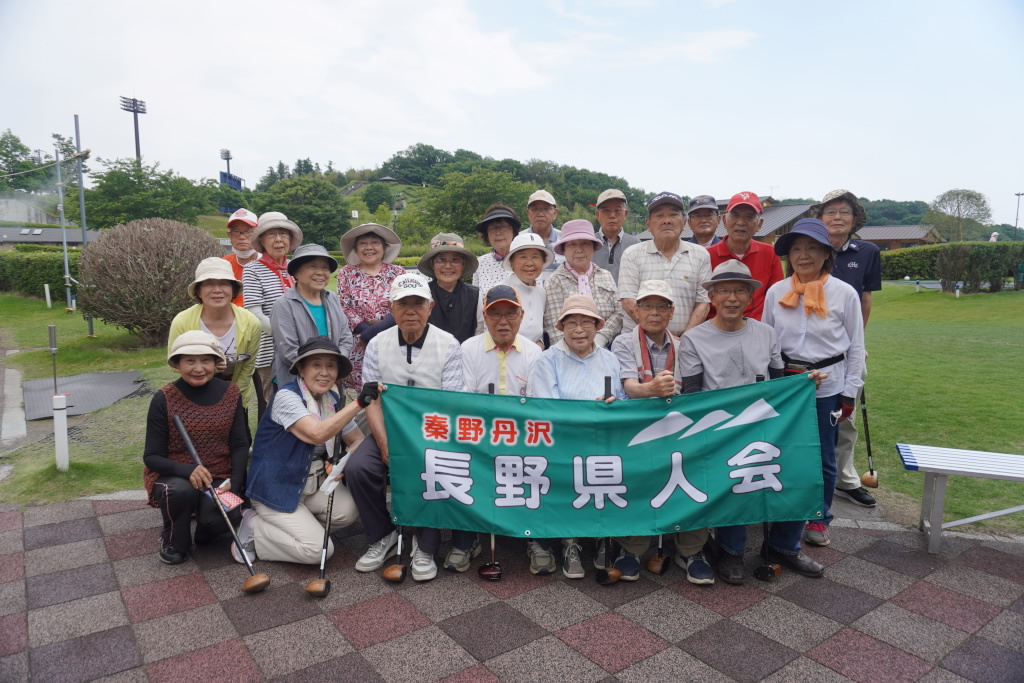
[0,249,81,298]
[880,242,1024,292]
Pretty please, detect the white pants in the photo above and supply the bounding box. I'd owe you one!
[250,469,359,564]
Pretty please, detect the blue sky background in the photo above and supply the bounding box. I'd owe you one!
[2,0,1021,223]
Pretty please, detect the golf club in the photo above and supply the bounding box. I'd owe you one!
[172,415,269,594]
[595,537,622,585]
[753,523,781,582]
[859,387,879,488]
[477,383,503,582]
[306,440,346,598]
[645,534,670,575]
[382,528,407,583]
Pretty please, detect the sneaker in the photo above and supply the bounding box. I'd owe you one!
[803,521,831,547]
[835,486,877,507]
[443,536,482,573]
[593,538,609,570]
[527,540,556,575]
[562,539,585,579]
[612,548,640,581]
[159,545,186,565]
[230,509,257,565]
[410,536,437,582]
[675,551,715,585]
[356,529,399,572]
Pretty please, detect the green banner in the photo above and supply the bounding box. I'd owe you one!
[383,374,823,538]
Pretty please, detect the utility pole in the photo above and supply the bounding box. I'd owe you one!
[119,96,147,165]
[1015,192,1023,241]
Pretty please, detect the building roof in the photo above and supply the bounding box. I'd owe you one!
[855,225,943,241]
[640,202,814,241]
[0,226,99,246]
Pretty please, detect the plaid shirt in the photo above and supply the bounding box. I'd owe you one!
[618,239,711,336]
[543,264,622,348]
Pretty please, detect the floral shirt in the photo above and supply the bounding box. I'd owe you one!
[337,263,406,389]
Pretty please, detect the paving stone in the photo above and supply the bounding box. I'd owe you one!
[202,558,296,601]
[465,549,556,600]
[145,637,263,683]
[22,516,102,551]
[825,526,882,554]
[91,666,150,682]
[0,510,21,533]
[111,553,199,589]
[132,603,236,663]
[956,545,1024,584]
[733,595,843,652]
[0,551,23,584]
[441,663,501,682]
[276,651,384,682]
[556,611,668,674]
[777,578,882,624]
[615,588,722,642]
[92,499,151,516]
[0,579,25,617]
[0,529,23,556]
[569,571,661,609]
[855,539,949,578]
[821,555,917,599]
[27,590,128,648]
[25,561,119,609]
[103,528,159,562]
[244,614,351,678]
[0,652,28,682]
[616,646,736,682]
[121,571,217,623]
[925,564,1024,607]
[328,593,430,649]
[940,635,1024,683]
[28,625,139,683]
[916,667,973,682]
[96,507,162,536]
[361,625,475,682]
[980,537,1024,559]
[679,619,798,682]
[806,627,932,682]
[853,603,970,662]
[668,574,767,617]
[23,537,108,577]
[439,601,547,660]
[890,580,1002,633]
[977,609,1024,654]
[506,581,606,632]
[760,655,855,682]
[303,564,394,611]
[220,580,323,637]
[0,612,26,657]
[886,529,973,557]
[484,634,607,683]
[22,501,94,528]
[399,572,497,622]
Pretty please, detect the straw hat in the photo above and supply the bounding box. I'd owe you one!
[340,223,402,266]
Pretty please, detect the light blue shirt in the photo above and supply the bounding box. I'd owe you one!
[528,340,627,401]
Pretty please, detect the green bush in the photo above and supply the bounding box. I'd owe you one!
[881,242,1024,292]
[0,249,80,298]
[879,244,942,280]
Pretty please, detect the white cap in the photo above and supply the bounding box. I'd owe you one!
[596,189,627,207]
[528,189,556,207]
[636,280,674,303]
[389,273,433,302]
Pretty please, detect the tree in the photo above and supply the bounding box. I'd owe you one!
[0,129,39,192]
[927,189,992,242]
[84,158,216,229]
[362,182,393,213]
[380,143,454,185]
[426,168,532,236]
[373,202,393,227]
[251,176,351,247]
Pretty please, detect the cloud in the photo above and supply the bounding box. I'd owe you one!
[704,0,738,7]
[624,30,756,64]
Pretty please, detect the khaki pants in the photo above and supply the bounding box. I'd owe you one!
[835,366,867,490]
[616,528,709,558]
[250,466,359,564]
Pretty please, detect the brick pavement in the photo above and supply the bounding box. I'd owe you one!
[1,497,1023,682]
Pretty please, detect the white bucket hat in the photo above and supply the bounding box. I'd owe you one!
[187,257,242,301]
[503,232,556,271]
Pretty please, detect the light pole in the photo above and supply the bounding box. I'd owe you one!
[1015,192,1023,241]
[220,148,232,175]
[119,96,147,164]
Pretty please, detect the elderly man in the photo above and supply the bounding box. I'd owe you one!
[591,188,639,283]
[686,195,722,248]
[523,189,564,280]
[619,192,712,337]
[706,192,784,321]
[452,285,547,572]
[530,295,626,579]
[679,260,824,582]
[347,273,464,582]
[815,189,880,508]
[222,208,260,306]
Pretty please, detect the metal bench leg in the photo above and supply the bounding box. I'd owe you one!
[919,472,935,532]
[927,474,948,554]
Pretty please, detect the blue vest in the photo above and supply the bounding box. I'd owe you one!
[247,382,341,513]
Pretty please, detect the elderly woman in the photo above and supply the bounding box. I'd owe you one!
[236,337,376,565]
[243,211,303,417]
[337,223,404,391]
[144,331,249,565]
[271,244,354,389]
[417,233,480,342]
[472,204,521,294]
[763,218,865,549]
[544,219,623,349]
[478,232,552,345]
[168,258,261,414]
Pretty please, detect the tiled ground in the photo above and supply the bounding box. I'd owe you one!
[1,497,1022,682]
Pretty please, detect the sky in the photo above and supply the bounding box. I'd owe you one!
[2,0,1022,225]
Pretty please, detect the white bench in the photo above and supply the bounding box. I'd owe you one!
[897,443,1024,553]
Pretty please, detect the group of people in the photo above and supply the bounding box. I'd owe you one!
[144,185,880,589]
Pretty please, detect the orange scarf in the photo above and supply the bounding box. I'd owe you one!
[779,272,829,317]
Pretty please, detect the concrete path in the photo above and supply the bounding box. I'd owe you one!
[1,495,1022,682]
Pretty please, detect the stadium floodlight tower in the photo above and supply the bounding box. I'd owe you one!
[119,96,147,164]
[221,148,233,175]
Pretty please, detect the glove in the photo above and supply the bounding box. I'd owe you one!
[357,382,380,408]
[839,396,856,421]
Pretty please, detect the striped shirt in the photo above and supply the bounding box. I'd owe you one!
[617,240,711,336]
[242,260,290,368]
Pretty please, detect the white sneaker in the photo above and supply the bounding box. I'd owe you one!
[231,509,257,565]
[356,529,398,572]
[410,536,437,582]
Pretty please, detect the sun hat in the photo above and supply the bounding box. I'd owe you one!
[812,189,867,229]
[555,294,605,331]
[596,189,627,207]
[528,189,557,207]
[773,218,836,256]
[168,330,226,366]
[187,257,242,301]
[252,212,303,251]
[636,279,675,303]
[286,244,339,277]
[473,207,522,239]
[553,219,603,255]
[389,273,433,302]
[340,223,402,266]
[701,260,763,292]
[483,284,523,310]
[726,192,763,214]
[417,233,479,280]
[226,208,258,228]
[503,232,556,271]
[687,195,719,215]
[288,335,353,378]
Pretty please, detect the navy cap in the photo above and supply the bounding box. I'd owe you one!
[774,218,835,256]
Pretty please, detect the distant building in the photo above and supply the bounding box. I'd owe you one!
[0,226,99,249]
[855,225,945,250]
[640,201,815,244]
[0,197,75,227]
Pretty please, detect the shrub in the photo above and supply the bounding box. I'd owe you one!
[77,218,224,345]
[880,244,941,281]
[881,242,1024,292]
[0,249,80,298]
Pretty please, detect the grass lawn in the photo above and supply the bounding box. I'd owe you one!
[197,214,228,238]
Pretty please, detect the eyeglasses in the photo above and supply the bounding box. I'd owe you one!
[433,256,464,266]
[228,230,254,237]
[528,206,556,214]
[484,309,520,321]
[264,229,290,239]
[712,288,752,297]
[639,302,672,312]
[562,319,596,330]
[823,208,854,218]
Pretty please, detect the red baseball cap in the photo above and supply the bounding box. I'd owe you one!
[726,192,762,214]
[227,208,258,228]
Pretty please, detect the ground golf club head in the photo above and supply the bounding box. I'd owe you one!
[861,470,879,488]
[595,567,622,585]
[645,554,670,575]
[754,564,782,581]
[478,561,502,581]
[382,563,407,583]
[304,578,331,597]
[242,573,271,594]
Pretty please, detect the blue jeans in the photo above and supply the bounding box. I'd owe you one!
[717,521,805,557]
[816,394,841,526]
